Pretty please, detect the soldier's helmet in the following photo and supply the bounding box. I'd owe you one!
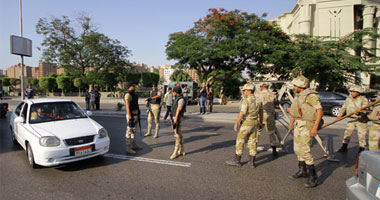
[259,82,270,88]
[291,76,309,88]
[349,85,362,93]
[242,83,255,91]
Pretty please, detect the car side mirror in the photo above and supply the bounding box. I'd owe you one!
[86,111,93,116]
[15,116,25,123]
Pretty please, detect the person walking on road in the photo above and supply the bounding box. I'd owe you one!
[255,83,280,157]
[207,87,214,113]
[182,84,189,112]
[170,86,186,160]
[336,85,368,154]
[368,89,380,150]
[25,85,34,99]
[124,83,142,155]
[288,76,323,188]
[145,84,162,138]
[199,82,208,115]
[84,89,90,110]
[163,88,173,122]
[90,90,96,110]
[94,87,101,110]
[226,83,262,168]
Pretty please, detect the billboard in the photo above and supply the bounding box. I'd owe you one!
[10,35,32,57]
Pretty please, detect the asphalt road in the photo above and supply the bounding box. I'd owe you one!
[0,113,360,200]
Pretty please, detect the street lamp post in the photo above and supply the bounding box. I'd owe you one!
[19,0,25,100]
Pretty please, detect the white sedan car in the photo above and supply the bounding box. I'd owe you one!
[10,98,110,168]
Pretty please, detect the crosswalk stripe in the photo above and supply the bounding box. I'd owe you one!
[103,153,192,168]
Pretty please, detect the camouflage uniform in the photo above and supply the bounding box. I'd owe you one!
[145,89,162,138]
[368,105,380,150]
[337,87,368,149]
[289,76,322,188]
[255,86,279,148]
[124,91,141,154]
[289,89,322,166]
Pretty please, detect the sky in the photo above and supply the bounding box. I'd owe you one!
[0,0,297,70]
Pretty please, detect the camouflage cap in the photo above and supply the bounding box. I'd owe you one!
[349,85,362,93]
[242,83,254,91]
[291,76,309,88]
[259,82,270,87]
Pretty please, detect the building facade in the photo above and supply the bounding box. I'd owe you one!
[271,0,380,89]
[5,63,33,79]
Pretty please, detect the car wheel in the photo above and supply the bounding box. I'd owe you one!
[10,127,18,145]
[330,106,341,117]
[26,143,39,169]
[281,103,290,112]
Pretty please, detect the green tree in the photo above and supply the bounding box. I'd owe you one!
[73,78,85,96]
[98,70,118,92]
[141,72,159,87]
[166,8,291,86]
[169,70,192,82]
[39,77,57,95]
[56,76,72,95]
[36,15,131,77]
[1,77,10,86]
[27,77,39,87]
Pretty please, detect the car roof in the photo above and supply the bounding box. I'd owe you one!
[24,98,74,104]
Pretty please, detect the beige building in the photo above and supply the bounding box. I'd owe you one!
[271,0,380,89]
[185,69,199,83]
[31,62,59,79]
[5,63,33,79]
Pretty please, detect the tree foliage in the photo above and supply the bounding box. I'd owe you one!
[56,76,72,93]
[169,70,192,82]
[39,77,57,94]
[27,77,39,87]
[10,78,21,87]
[1,77,10,87]
[166,8,291,85]
[36,15,131,77]
[141,72,159,87]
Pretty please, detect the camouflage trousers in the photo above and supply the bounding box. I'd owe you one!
[369,123,380,150]
[235,120,259,156]
[126,115,137,139]
[147,104,161,135]
[173,118,184,147]
[257,114,277,146]
[342,120,368,148]
[294,120,314,165]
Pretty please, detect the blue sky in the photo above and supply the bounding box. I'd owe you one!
[0,0,296,70]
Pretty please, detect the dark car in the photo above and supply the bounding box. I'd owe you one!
[280,92,347,117]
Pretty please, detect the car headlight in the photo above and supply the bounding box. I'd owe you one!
[98,128,108,139]
[39,136,61,147]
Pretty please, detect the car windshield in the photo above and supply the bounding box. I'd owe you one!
[29,102,87,124]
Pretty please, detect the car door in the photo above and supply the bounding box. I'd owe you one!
[11,102,25,137]
[319,92,332,113]
[16,103,29,149]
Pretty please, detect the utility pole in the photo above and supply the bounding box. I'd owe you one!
[19,0,25,100]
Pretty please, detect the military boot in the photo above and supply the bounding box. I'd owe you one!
[226,155,242,167]
[272,146,278,157]
[131,139,142,151]
[248,155,256,168]
[290,161,307,179]
[304,165,318,188]
[125,139,136,155]
[358,147,365,154]
[337,143,348,153]
[170,144,180,160]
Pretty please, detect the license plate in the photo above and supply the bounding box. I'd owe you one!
[74,146,92,157]
[376,183,380,199]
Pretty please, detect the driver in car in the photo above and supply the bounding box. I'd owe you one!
[31,106,49,121]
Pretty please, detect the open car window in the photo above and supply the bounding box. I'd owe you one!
[29,102,87,124]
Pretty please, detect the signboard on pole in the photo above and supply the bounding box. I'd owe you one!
[10,35,32,57]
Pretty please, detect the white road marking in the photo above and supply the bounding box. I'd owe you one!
[104,153,191,168]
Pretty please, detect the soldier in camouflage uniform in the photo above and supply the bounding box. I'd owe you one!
[124,83,142,155]
[255,82,280,157]
[144,84,162,138]
[226,83,262,168]
[368,90,380,150]
[288,76,323,188]
[336,85,368,154]
[170,86,186,160]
